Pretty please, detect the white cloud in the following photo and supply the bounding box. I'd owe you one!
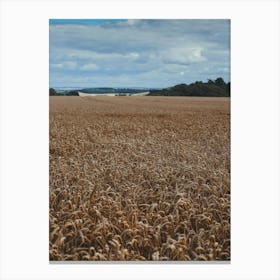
[63,61,77,70]
[80,63,99,71]
[161,47,207,64]
[51,63,63,69]
[128,52,140,59]
[50,61,76,70]
[124,19,141,26]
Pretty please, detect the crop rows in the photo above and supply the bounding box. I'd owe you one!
[49,96,230,261]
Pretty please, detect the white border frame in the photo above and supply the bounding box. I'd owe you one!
[1,0,279,279]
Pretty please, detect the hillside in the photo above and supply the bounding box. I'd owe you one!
[148,78,230,97]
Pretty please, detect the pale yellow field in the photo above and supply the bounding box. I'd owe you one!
[49,96,230,261]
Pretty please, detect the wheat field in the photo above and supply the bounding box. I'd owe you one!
[49,96,230,261]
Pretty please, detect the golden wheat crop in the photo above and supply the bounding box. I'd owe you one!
[49,96,230,261]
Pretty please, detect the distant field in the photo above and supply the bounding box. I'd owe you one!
[49,96,230,261]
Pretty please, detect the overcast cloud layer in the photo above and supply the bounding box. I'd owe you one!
[49,19,230,88]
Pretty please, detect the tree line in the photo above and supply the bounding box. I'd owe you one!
[148,77,230,97]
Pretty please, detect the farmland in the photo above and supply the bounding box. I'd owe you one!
[49,96,230,261]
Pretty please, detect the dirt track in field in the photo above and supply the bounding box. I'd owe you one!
[49,96,230,261]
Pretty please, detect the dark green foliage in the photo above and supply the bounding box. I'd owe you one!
[148,77,230,97]
[227,82,230,93]
[49,88,57,96]
[214,77,226,86]
[65,90,79,96]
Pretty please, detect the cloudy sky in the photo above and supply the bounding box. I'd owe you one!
[49,19,230,88]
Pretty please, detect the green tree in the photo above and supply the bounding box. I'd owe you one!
[227,82,230,95]
[214,77,226,86]
[49,88,57,96]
